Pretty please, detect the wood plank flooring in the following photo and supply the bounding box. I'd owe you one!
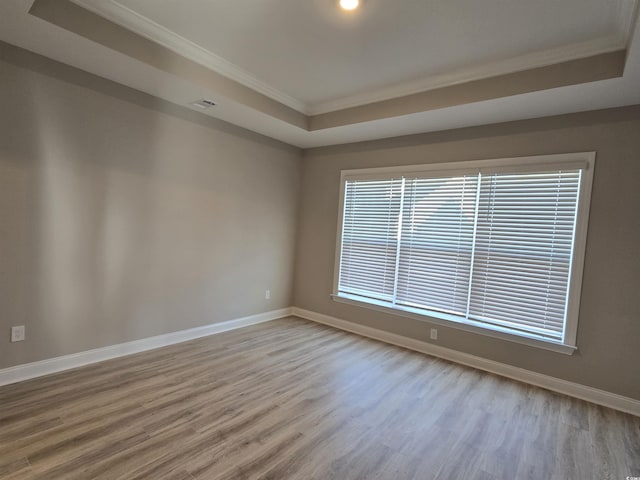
[1,317,638,479]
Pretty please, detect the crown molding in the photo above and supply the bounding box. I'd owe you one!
[68,0,638,118]
[308,36,628,115]
[309,0,639,115]
[69,0,308,114]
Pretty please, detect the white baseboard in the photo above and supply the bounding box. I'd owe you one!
[291,307,640,417]
[0,307,292,387]
[4,305,638,418]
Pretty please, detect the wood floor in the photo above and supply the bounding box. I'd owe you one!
[1,317,638,480]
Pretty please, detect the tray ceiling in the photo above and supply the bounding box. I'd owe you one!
[0,0,638,147]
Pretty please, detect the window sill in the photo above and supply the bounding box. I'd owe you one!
[331,293,577,355]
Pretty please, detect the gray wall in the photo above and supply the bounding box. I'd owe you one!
[2,42,639,403]
[0,53,300,369]
[294,107,640,400]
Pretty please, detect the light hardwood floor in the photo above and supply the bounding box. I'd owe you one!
[0,317,638,479]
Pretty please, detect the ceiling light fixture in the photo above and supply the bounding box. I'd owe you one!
[339,0,359,11]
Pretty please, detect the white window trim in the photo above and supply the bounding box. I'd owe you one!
[332,152,595,355]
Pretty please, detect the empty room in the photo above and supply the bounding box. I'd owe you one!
[1,0,639,478]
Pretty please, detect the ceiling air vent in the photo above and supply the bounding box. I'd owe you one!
[191,99,216,109]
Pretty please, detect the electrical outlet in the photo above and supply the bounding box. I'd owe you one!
[11,325,25,342]
[265,289,271,300]
[430,328,438,340]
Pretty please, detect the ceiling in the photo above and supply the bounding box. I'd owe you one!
[103,0,632,110]
[0,0,639,147]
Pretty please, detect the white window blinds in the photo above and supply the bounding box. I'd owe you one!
[339,179,403,301]
[396,175,477,316]
[336,156,591,347]
[468,171,581,339]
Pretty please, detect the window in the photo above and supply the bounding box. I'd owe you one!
[333,153,594,353]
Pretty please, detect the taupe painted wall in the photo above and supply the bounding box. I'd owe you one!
[294,107,640,400]
[0,55,300,369]
[2,41,639,403]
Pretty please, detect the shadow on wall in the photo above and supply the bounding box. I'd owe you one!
[0,48,300,368]
[15,58,179,358]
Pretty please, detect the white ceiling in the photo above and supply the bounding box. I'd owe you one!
[108,0,632,110]
[0,0,639,148]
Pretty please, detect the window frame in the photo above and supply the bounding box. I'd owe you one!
[332,152,595,355]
